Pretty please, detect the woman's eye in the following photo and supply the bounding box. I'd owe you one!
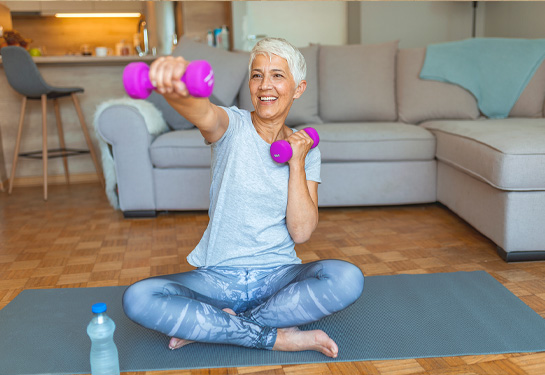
[252,74,262,79]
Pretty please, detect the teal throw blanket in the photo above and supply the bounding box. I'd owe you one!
[420,38,545,119]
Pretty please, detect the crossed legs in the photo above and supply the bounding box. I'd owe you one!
[122,259,364,357]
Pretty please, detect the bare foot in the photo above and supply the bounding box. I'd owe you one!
[168,307,236,350]
[273,327,339,358]
[168,336,193,350]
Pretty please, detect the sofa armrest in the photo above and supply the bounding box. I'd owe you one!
[96,105,157,213]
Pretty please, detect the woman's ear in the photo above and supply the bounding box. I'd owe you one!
[293,80,307,99]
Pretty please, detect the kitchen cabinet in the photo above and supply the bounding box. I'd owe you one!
[176,2,233,49]
[2,1,143,15]
[40,2,95,15]
[93,2,143,13]
[1,1,41,12]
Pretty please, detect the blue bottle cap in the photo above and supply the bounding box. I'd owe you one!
[92,302,107,314]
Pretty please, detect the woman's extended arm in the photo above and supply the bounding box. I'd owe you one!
[149,56,228,143]
[285,130,319,243]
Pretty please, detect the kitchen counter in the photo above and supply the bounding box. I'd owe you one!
[0,54,161,66]
[0,53,164,185]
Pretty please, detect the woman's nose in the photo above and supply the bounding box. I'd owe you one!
[260,76,272,90]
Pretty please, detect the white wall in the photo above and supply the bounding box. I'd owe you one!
[232,1,545,52]
[484,2,545,38]
[232,1,347,51]
[359,1,485,48]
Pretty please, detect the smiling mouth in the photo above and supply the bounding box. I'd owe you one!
[259,96,278,103]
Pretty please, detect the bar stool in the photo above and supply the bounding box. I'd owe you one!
[1,46,104,200]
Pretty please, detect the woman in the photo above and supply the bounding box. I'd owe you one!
[123,38,364,358]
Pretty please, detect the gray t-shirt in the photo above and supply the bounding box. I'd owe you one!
[187,106,321,268]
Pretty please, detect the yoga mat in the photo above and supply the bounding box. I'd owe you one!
[1,271,545,375]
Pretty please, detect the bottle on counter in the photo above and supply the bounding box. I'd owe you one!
[87,303,120,375]
[220,25,230,50]
[214,28,222,48]
[171,33,178,53]
[207,30,214,47]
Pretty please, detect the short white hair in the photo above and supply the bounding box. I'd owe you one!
[249,38,306,86]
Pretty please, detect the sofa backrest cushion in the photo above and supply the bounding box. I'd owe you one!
[509,59,545,118]
[149,37,249,130]
[397,48,480,124]
[146,92,192,130]
[173,36,249,107]
[237,45,322,127]
[318,40,398,122]
[146,91,226,130]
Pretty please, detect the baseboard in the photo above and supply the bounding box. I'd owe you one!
[496,246,545,262]
[9,173,101,187]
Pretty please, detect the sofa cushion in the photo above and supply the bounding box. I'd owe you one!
[146,91,226,131]
[295,123,435,162]
[150,129,211,168]
[397,48,480,124]
[173,36,248,107]
[146,92,193,131]
[421,119,545,190]
[238,45,322,127]
[149,37,249,131]
[319,41,398,123]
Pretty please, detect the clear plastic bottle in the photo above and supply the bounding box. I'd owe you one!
[220,25,230,50]
[207,30,215,47]
[87,303,120,375]
[171,33,178,53]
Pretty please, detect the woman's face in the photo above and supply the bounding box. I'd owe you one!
[249,53,306,122]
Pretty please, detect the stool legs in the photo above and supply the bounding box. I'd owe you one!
[71,93,104,188]
[9,93,104,199]
[41,94,48,201]
[8,97,27,195]
[53,98,70,185]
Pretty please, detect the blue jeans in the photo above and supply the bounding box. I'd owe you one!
[122,259,364,350]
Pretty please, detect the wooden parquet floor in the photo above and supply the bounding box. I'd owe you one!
[1,183,545,375]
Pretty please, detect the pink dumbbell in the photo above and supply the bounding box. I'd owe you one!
[270,127,320,163]
[122,60,214,99]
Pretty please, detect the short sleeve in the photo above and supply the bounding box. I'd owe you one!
[207,106,244,146]
[304,146,321,183]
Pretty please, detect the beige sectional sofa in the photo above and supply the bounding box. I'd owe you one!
[96,38,545,261]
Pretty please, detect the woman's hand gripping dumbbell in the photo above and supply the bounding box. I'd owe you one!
[123,59,214,99]
[270,127,320,163]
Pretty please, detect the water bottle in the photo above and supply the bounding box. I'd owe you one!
[171,33,178,53]
[207,30,215,47]
[87,303,120,375]
[220,25,230,50]
[214,28,222,48]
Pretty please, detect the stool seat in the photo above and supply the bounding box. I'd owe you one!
[1,46,104,200]
[30,86,84,100]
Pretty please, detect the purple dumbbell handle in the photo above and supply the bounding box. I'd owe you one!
[123,60,214,99]
[270,127,320,164]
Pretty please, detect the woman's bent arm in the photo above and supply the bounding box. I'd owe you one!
[286,166,319,243]
[285,129,319,243]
